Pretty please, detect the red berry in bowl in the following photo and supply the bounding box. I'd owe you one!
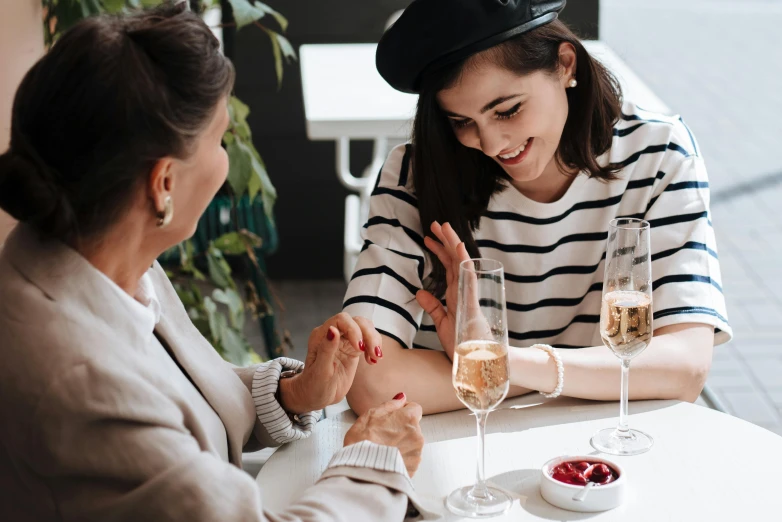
[569,472,588,486]
[592,464,611,478]
[574,461,590,472]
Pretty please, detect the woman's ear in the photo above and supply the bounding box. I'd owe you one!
[147,158,175,214]
[557,41,578,87]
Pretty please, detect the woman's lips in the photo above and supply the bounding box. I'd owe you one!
[497,138,533,166]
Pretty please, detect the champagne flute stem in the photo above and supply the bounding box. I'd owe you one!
[617,359,631,437]
[471,411,490,500]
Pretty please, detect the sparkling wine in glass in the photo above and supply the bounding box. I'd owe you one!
[591,218,655,456]
[446,258,512,518]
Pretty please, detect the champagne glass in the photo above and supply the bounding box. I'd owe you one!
[591,218,654,456]
[446,258,512,518]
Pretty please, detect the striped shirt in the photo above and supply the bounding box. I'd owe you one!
[344,102,732,351]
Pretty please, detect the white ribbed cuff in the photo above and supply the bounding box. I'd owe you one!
[327,441,411,485]
[251,357,321,445]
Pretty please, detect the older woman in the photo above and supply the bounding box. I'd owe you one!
[0,5,432,522]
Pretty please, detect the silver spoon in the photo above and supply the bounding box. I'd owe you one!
[572,481,596,502]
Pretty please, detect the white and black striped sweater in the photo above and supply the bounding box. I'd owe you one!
[344,102,731,351]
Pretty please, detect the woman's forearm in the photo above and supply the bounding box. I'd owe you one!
[347,335,531,415]
[509,324,714,402]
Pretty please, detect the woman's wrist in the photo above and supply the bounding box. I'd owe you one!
[278,374,314,415]
[508,346,559,393]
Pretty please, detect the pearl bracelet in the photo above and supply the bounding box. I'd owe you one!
[533,344,564,399]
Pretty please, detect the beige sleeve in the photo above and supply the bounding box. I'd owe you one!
[26,361,432,522]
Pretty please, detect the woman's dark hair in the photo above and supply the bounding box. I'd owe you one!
[0,3,234,244]
[413,20,622,296]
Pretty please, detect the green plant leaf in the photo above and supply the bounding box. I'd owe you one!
[101,0,126,13]
[225,139,253,199]
[227,0,265,29]
[240,229,263,249]
[203,296,221,343]
[220,325,251,366]
[212,287,245,329]
[262,29,296,89]
[214,232,246,255]
[191,317,212,340]
[228,0,288,32]
[175,286,198,308]
[189,281,203,303]
[275,33,297,62]
[246,146,277,221]
[228,96,250,129]
[205,289,250,366]
[206,246,234,289]
[140,0,165,7]
[253,1,288,32]
[266,27,284,89]
[81,0,103,17]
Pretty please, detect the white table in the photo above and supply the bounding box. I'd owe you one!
[257,394,782,520]
[299,42,672,281]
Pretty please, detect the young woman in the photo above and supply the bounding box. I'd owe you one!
[345,0,731,415]
[0,5,431,521]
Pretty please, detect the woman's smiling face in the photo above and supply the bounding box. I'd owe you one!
[436,43,576,185]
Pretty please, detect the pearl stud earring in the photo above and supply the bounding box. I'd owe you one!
[568,78,578,88]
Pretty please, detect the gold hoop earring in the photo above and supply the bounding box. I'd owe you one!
[568,78,578,88]
[156,196,174,228]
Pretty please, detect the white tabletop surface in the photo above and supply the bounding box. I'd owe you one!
[257,394,782,521]
[299,41,671,140]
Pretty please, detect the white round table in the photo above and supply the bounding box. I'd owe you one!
[256,395,782,520]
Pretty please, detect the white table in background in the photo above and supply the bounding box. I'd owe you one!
[298,41,672,281]
[256,394,782,520]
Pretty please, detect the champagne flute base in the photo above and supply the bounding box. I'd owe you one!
[590,427,653,456]
[446,485,513,518]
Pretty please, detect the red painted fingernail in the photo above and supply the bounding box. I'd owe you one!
[393,392,405,401]
[370,358,377,364]
[326,329,335,341]
[374,346,383,358]
[359,340,366,352]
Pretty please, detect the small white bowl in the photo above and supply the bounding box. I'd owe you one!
[540,455,626,512]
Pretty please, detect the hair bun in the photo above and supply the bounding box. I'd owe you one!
[0,149,75,238]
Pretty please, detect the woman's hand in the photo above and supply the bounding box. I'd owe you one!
[415,221,471,359]
[344,393,425,477]
[280,313,383,414]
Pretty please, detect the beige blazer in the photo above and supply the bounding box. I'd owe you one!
[0,225,427,521]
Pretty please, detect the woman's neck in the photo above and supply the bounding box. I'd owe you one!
[76,222,158,298]
[509,157,578,203]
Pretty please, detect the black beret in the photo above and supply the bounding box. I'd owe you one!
[377,0,567,93]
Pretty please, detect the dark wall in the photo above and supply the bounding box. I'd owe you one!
[228,0,599,280]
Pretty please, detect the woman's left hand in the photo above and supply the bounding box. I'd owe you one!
[279,313,383,414]
[415,221,472,360]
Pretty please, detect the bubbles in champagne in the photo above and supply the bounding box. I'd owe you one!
[453,341,510,412]
[601,291,652,359]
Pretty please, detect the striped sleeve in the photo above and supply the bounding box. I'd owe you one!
[343,144,428,349]
[326,440,411,484]
[645,146,732,345]
[251,357,321,445]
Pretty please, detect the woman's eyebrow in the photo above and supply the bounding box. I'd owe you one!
[480,94,523,113]
[443,94,524,118]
